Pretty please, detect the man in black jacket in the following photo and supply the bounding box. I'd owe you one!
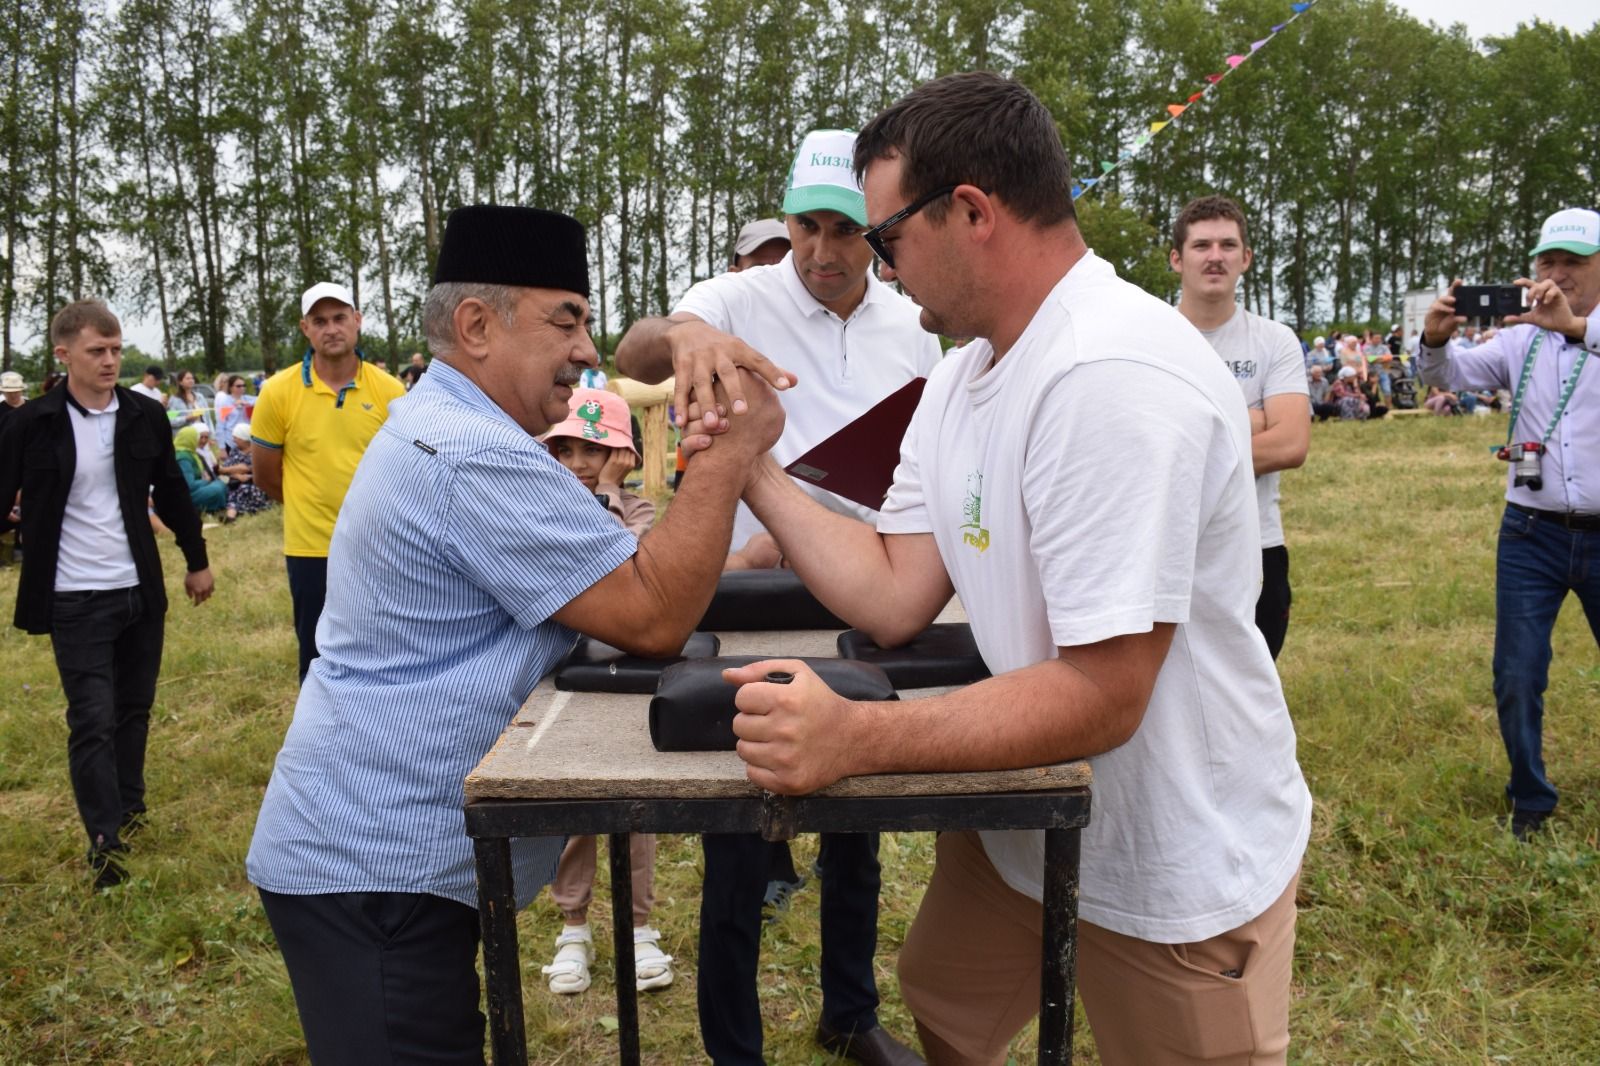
[0,299,214,890]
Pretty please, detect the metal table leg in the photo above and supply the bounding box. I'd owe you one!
[1038,827,1081,1065]
[609,832,640,1065]
[475,836,528,1066]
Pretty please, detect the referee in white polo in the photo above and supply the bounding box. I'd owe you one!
[617,128,936,1066]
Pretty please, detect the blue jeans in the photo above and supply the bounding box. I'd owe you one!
[1492,505,1600,815]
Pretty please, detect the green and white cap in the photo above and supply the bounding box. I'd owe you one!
[1529,207,1600,257]
[782,129,866,226]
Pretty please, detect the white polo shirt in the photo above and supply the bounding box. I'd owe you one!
[674,254,942,547]
[57,394,140,592]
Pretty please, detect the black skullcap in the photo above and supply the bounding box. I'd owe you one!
[432,206,590,297]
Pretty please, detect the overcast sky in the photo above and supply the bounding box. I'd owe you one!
[1388,0,1595,39]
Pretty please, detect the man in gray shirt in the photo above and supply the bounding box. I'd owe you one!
[1172,195,1310,659]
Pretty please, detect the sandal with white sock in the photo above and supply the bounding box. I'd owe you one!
[633,926,674,991]
[541,924,593,995]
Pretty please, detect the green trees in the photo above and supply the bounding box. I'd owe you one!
[0,0,1593,369]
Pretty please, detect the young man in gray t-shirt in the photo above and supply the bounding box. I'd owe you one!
[1172,195,1310,659]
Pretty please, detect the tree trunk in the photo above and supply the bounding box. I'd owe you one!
[134,79,176,365]
[367,163,398,370]
[1,2,27,371]
[248,128,277,373]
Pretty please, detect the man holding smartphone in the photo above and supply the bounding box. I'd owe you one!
[1418,206,1600,840]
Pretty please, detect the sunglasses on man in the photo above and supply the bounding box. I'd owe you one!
[862,185,960,269]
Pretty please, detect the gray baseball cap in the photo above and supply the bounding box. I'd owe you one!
[733,219,789,257]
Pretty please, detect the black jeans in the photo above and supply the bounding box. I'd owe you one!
[259,889,486,1065]
[49,587,164,850]
[699,832,882,1064]
[1255,545,1291,660]
[285,555,328,682]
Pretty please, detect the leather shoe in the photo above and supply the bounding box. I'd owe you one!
[1510,808,1549,841]
[815,1022,924,1066]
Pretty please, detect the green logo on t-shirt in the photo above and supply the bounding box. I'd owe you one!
[960,471,990,552]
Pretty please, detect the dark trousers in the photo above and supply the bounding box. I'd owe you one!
[259,889,485,1065]
[768,840,800,885]
[1492,505,1600,816]
[49,587,163,851]
[1255,545,1291,660]
[285,555,328,682]
[699,832,882,1065]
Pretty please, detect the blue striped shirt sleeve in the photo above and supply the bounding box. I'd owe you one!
[442,445,637,629]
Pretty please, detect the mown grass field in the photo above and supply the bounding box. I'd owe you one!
[1,412,1596,1064]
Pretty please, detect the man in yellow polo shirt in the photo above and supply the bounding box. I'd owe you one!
[253,282,405,680]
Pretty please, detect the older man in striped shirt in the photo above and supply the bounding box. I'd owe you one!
[247,206,785,1064]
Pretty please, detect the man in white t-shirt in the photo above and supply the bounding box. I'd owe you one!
[616,130,936,1066]
[716,73,1310,1065]
[1172,195,1310,660]
[129,364,166,402]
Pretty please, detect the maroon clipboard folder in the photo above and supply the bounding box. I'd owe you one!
[782,376,927,511]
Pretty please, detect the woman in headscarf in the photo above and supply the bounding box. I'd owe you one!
[218,421,272,516]
[174,424,232,519]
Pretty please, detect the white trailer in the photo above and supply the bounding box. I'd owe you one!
[1401,288,1439,351]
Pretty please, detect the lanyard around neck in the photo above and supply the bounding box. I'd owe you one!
[1505,330,1588,448]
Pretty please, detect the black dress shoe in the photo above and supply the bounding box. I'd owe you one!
[88,845,129,892]
[1510,808,1549,841]
[815,1022,924,1066]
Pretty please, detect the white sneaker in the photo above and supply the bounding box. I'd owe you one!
[633,926,674,991]
[541,924,593,994]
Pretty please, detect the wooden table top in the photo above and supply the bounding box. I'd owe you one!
[465,599,1091,802]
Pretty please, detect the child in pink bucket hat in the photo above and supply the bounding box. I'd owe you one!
[542,388,654,536]
[538,387,671,994]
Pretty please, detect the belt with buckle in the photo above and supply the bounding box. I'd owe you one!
[1509,503,1600,532]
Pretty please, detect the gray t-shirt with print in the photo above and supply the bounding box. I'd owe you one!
[1201,307,1310,548]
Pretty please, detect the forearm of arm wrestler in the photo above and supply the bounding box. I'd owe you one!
[731,625,1175,794]
[742,455,952,647]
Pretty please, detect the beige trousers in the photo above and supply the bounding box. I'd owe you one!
[898,830,1298,1066]
[548,833,657,928]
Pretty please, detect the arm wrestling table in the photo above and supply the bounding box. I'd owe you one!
[464,620,1092,1066]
